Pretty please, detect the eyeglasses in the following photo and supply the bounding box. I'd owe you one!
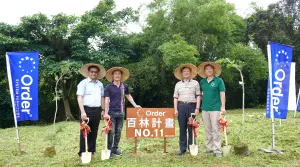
[89,71,99,74]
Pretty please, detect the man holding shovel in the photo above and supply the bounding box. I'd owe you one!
[173,64,201,156]
[77,63,106,159]
[198,62,226,158]
[103,67,141,159]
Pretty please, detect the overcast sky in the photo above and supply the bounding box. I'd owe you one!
[0,0,280,32]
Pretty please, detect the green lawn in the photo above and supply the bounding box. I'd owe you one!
[1,109,300,167]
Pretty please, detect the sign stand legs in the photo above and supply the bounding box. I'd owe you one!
[164,137,167,153]
[134,137,137,154]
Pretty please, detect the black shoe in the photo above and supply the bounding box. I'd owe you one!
[112,150,122,156]
[177,150,186,156]
[216,153,222,158]
[110,153,113,159]
[203,150,214,154]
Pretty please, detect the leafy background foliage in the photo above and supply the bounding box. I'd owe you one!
[1,0,299,128]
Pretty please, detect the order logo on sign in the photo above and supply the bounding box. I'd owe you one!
[126,108,175,138]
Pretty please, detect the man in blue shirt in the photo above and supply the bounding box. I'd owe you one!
[104,67,141,159]
[77,63,106,159]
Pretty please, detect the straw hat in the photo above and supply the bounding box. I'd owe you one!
[197,62,222,78]
[79,63,106,79]
[106,67,130,82]
[174,64,198,80]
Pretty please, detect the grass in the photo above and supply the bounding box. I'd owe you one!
[1,109,300,167]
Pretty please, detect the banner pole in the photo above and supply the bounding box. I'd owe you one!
[259,42,285,154]
[279,119,282,126]
[14,116,22,154]
[294,88,300,118]
[6,53,22,154]
[267,44,276,149]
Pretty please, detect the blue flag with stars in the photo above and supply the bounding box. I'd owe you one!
[266,42,292,119]
[6,52,39,122]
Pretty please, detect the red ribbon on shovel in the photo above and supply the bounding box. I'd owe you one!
[80,121,91,138]
[218,116,228,135]
[101,119,112,135]
[188,116,200,137]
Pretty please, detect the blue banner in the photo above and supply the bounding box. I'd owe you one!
[266,42,293,119]
[6,52,39,122]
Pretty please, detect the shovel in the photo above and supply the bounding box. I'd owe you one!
[101,120,111,160]
[81,118,92,164]
[222,116,231,156]
[189,113,198,156]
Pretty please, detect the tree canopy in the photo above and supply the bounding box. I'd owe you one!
[1,0,293,128]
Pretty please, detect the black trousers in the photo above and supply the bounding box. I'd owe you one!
[178,103,196,152]
[78,106,101,157]
[107,114,124,151]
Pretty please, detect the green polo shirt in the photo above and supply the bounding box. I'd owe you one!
[200,76,225,111]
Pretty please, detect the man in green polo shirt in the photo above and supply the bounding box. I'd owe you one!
[198,62,226,158]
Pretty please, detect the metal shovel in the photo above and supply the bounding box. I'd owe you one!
[101,124,111,160]
[222,116,231,156]
[189,113,198,156]
[81,118,92,164]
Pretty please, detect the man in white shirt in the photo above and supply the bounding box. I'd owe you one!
[77,63,106,159]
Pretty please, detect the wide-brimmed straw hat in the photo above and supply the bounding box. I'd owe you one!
[174,64,198,80]
[106,67,130,82]
[79,63,106,79]
[197,62,222,78]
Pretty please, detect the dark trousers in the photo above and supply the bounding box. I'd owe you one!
[78,106,101,157]
[178,103,196,152]
[107,114,124,151]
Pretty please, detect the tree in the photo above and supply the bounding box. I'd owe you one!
[219,44,268,108]
[0,23,30,128]
[125,0,248,108]
[247,0,300,87]
[144,0,246,60]
[159,34,199,68]
[0,0,138,123]
[217,43,267,131]
[217,58,245,135]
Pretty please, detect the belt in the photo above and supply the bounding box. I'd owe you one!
[84,106,100,110]
[178,101,196,104]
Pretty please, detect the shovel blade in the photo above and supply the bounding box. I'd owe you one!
[101,150,111,160]
[223,146,231,156]
[189,144,198,156]
[81,152,92,164]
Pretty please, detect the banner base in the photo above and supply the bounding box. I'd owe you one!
[258,148,284,154]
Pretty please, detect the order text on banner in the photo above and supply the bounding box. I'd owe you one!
[266,42,292,119]
[6,52,39,122]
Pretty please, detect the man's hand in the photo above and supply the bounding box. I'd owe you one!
[134,105,142,108]
[221,107,226,115]
[174,110,178,117]
[81,112,87,121]
[195,108,199,116]
[104,114,110,119]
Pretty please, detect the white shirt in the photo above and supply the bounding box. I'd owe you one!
[76,77,104,107]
